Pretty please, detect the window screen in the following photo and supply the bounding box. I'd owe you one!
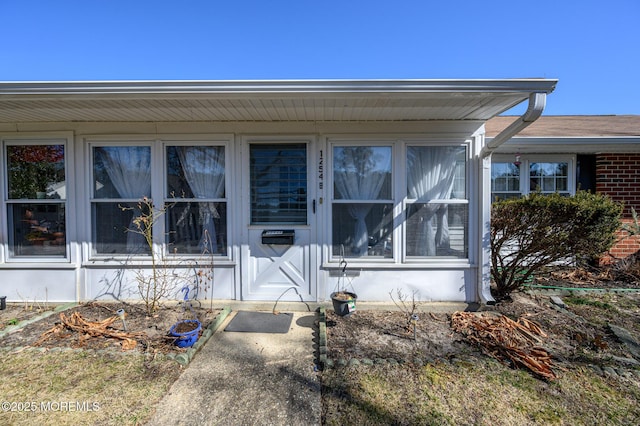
[250,144,307,224]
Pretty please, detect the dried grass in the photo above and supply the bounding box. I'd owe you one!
[0,349,181,425]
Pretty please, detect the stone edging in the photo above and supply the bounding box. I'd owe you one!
[317,307,327,368]
[587,363,640,380]
[526,288,640,296]
[167,306,231,366]
[0,305,232,368]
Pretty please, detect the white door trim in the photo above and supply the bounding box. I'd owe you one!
[239,135,318,301]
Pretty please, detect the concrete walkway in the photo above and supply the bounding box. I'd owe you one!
[147,310,321,426]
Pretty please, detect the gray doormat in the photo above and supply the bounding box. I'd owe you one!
[224,311,293,333]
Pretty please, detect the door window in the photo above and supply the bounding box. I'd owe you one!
[250,144,307,225]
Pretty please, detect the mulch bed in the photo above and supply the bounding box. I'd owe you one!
[327,286,640,379]
[1,301,220,353]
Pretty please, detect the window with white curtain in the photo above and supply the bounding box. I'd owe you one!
[92,145,151,255]
[5,141,67,259]
[330,142,470,262]
[166,145,227,255]
[332,145,393,258]
[406,145,468,258]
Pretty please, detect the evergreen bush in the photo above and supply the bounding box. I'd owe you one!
[490,191,622,299]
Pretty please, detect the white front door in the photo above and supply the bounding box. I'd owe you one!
[241,141,317,301]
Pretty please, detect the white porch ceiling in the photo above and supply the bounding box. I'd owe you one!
[0,79,557,123]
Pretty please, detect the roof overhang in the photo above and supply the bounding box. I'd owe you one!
[486,115,640,154]
[492,137,640,154]
[0,79,557,123]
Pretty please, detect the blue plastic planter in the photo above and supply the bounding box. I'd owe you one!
[169,319,202,348]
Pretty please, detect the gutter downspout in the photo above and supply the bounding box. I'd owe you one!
[480,92,547,158]
[478,92,547,305]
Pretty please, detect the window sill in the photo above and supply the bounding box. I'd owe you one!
[83,258,236,267]
[322,261,475,270]
[0,262,76,269]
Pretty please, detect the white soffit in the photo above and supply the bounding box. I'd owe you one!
[0,79,557,123]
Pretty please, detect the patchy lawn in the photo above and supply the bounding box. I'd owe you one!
[322,360,640,425]
[322,266,640,425]
[1,265,639,425]
[0,300,219,425]
[0,349,181,425]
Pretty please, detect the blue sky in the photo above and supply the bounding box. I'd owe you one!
[1,0,638,115]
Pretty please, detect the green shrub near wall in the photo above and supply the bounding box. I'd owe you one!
[490,191,622,299]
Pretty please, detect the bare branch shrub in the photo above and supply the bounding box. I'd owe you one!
[389,289,422,331]
[123,197,179,316]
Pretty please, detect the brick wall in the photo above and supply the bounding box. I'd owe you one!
[606,222,640,261]
[596,153,640,259]
[596,153,640,215]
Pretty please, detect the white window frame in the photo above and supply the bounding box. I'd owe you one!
[88,140,155,259]
[163,140,231,259]
[491,154,576,199]
[86,136,233,262]
[326,137,472,266]
[328,139,396,263]
[2,135,73,264]
[403,143,470,262]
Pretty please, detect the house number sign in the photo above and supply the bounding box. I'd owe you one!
[318,149,324,190]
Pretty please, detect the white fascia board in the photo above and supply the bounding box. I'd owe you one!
[491,137,640,154]
[0,79,558,97]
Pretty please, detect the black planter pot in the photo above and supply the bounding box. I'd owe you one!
[330,291,357,317]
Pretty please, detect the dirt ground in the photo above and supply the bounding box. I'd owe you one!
[0,303,54,331]
[326,267,640,377]
[1,300,220,353]
[2,266,639,376]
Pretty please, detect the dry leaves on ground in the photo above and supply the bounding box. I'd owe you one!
[451,311,556,380]
[34,311,147,351]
